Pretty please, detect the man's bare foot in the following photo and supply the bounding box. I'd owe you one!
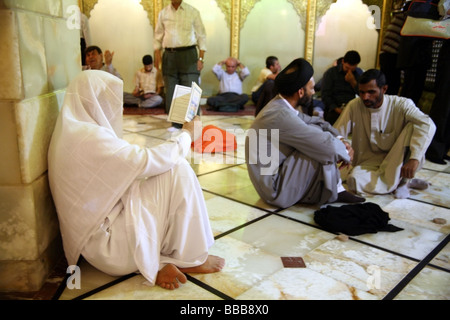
[155,264,187,290]
[179,255,225,274]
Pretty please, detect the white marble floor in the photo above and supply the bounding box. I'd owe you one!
[57,113,450,301]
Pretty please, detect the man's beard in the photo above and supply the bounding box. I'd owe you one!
[298,93,312,107]
[363,94,383,109]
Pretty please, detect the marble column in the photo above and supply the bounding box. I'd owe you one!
[0,0,80,292]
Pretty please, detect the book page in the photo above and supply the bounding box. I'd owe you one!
[186,82,202,122]
[167,85,192,124]
[167,82,202,124]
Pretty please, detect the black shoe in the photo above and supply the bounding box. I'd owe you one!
[336,191,366,203]
[444,155,450,160]
[426,156,446,165]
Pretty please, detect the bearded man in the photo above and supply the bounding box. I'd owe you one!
[334,69,436,198]
[245,58,365,208]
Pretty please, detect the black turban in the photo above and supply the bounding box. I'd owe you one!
[275,58,314,96]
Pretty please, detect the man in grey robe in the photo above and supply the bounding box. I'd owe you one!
[245,58,365,208]
[333,69,436,198]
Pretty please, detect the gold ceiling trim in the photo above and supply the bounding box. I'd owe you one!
[140,0,155,27]
[79,0,98,17]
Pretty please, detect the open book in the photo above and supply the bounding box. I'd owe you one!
[167,82,202,124]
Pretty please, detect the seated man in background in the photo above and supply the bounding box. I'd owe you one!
[123,54,163,108]
[333,69,436,198]
[321,50,363,125]
[252,56,281,116]
[84,45,122,79]
[245,58,365,209]
[206,57,250,112]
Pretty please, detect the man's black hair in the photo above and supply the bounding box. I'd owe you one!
[265,56,278,68]
[85,45,102,56]
[343,50,361,65]
[142,55,153,65]
[359,69,387,87]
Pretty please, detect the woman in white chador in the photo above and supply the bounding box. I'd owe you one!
[48,70,224,290]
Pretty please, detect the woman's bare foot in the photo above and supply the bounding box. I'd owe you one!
[155,264,187,290]
[179,255,225,274]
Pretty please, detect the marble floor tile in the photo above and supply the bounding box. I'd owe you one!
[85,274,222,300]
[227,215,336,258]
[190,236,284,299]
[394,266,450,300]
[236,267,378,300]
[122,115,171,133]
[58,259,121,300]
[203,192,269,236]
[430,242,450,270]
[197,164,278,211]
[303,239,418,298]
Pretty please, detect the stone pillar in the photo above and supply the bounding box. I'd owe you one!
[0,0,80,292]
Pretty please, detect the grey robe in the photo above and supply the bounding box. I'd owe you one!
[245,95,350,208]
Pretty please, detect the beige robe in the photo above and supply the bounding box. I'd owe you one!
[334,95,436,194]
[48,70,213,285]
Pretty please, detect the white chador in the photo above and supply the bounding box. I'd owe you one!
[48,70,214,285]
[334,95,436,194]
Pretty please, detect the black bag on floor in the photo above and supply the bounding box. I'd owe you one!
[314,202,404,236]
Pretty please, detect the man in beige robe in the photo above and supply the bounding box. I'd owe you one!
[334,69,436,198]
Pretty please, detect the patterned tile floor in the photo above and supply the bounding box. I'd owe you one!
[39,113,450,301]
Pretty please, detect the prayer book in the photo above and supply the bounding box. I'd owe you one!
[167,82,202,124]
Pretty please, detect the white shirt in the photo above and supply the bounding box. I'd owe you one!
[134,67,161,93]
[212,64,250,94]
[153,2,207,51]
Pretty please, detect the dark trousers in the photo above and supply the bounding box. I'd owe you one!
[162,47,200,127]
[426,40,450,163]
[397,37,433,105]
[207,92,249,110]
[379,52,401,95]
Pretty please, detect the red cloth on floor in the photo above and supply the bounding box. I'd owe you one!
[192,125,237,153]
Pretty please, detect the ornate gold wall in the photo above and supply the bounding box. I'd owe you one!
[79,0,391,64]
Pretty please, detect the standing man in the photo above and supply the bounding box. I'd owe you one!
[321,50,363,125]
[154,0,207,130]
[334,69,436,198]
[245,58,365,208]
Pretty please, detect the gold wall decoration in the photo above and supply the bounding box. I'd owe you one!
[79,0,98,17]
[80,0,156,27]
[217,0,261,58]
[239,0,261,29]
[287,0,308,25]
[140,0,155,27]
[216,0,232,29]
[304,0,316,63]
[230,0,241,58]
